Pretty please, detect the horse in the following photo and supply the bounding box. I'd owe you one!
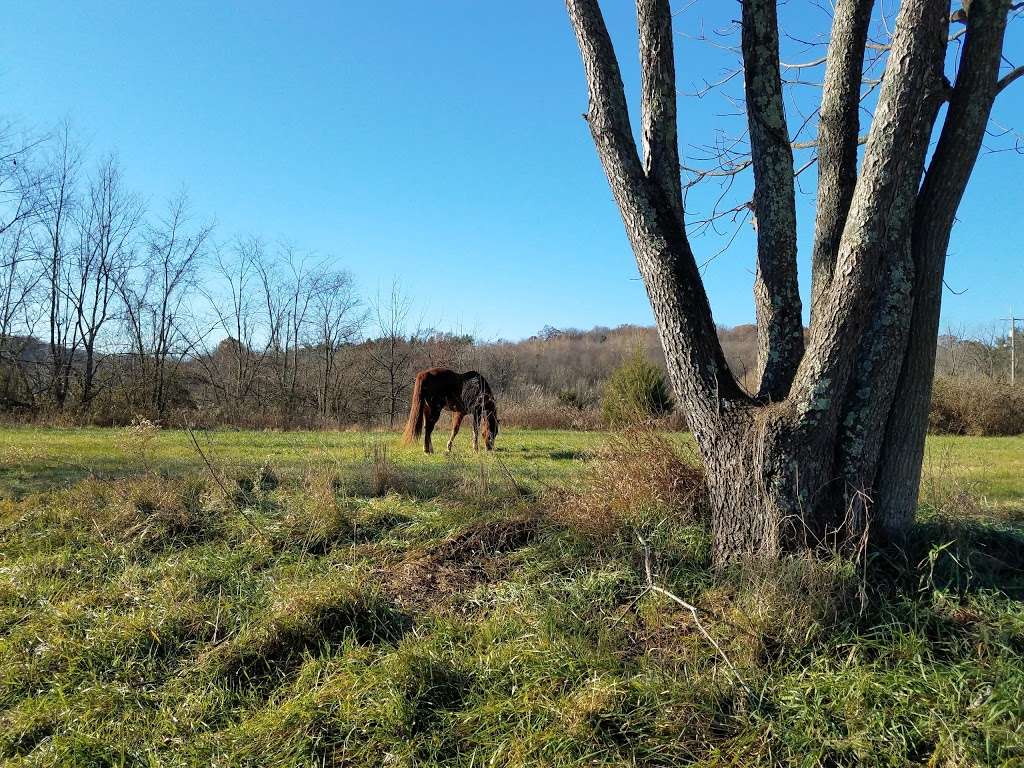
[402,368,499,454]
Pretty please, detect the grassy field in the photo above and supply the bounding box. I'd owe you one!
[3,426,1023,514]
[1,426,1022,766]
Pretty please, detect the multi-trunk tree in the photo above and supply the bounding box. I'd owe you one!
[566,0,1021,564]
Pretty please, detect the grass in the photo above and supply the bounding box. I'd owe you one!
[0,426,606,500]
[0,426,1022,766]
[2,426,1022,512]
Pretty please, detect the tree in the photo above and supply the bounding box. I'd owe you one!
[71,156,141,407]
[367,281,421,428]
[254,246,319,426]
[120,192,210,415]
[566,0,1019,564]
[309,266,363,421]
[201,238,276,416]
[38,125,81,409]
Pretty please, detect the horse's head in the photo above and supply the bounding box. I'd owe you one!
[481,397,499,450]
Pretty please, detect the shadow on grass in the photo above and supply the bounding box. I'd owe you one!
[549,450,587,461]
[872,516,1024,599]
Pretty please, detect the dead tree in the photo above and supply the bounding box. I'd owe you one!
[566,0,1020,563]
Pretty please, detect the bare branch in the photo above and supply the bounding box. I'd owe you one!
[997,64,1024,92]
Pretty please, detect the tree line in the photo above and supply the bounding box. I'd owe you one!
[0,123,462,427]
[2,121,1018,431]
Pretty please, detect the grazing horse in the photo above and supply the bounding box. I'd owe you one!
[402,368,499,454]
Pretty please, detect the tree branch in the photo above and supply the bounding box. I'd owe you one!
[792,0,949,423]
[740,0,803,400]
[876,0,1014,530]
[566,0,746,418]
[638,0,684,230]
[809,0,875,325]
[997,64,1024,92]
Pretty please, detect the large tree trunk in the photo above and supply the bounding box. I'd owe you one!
[567,0,1014,565]
[875,0,1013,541]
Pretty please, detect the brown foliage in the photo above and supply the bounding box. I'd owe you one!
[551,427,705,538]
[929,377,1024,436]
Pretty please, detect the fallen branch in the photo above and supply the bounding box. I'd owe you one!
[638,535,756,701]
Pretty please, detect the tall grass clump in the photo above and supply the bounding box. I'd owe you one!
[552,426,704,539]
[601,348,674,427]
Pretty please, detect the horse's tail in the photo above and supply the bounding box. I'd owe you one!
[402,372,426,445]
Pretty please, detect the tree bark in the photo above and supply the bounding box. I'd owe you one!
[741,0,803,401]
[809,0,875,325]
[875,0,1013,541]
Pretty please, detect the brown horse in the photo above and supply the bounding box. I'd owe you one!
[402,368,499,453]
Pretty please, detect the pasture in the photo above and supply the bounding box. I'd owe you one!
[1,426,1023,766]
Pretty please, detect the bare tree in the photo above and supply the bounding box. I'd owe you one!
[367,281,421,428]
[37,125,81,408]
[119,192,210,415]
[309,266,364,421]
[71,155,141,407]
[566,0,1019,563]
[200,237,276,415]
[0,218,41,406]
[252,246,319,424]
[0,119,46,239]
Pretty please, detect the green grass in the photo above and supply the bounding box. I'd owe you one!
[0,427,1022,766]
[0,426,606,500]
[3,426,1022,513]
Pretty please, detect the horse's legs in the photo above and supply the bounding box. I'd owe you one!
[472,411,480,452]
[446,411,465,453]
[424,402,443,454]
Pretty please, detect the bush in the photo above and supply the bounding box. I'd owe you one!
[929,377,1024,436]
[601,349,674,427]
[500,386,605,430]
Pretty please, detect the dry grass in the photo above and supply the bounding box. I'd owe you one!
[551,426,705,538]
[500,389,605,430]
[61,473,221,549]
[929,377,1024,436]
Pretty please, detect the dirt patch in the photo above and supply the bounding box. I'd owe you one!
[381,515,539,611]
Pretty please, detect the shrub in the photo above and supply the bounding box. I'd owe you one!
[601,350,674,427]
[929,377,1024,435]
[500,386,605,430]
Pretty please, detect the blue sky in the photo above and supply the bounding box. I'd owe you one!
[3,1,1022,340]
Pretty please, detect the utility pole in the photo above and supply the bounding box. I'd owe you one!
[1003,306,1024,386]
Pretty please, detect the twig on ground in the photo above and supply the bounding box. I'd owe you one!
[638,535,757,701]
[494,456,528,496]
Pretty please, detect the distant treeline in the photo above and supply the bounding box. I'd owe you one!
[2,123,1020,431]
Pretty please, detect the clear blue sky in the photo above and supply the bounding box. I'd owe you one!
[3,1,1022,340]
